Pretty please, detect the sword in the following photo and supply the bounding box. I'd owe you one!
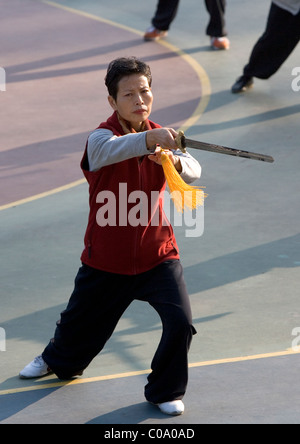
[175,131,274,163]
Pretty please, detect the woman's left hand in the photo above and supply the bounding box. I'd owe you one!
[148,147,182,172]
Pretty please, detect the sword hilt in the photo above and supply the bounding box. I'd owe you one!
[175,130,187,153]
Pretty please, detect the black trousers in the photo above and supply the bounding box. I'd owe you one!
[152,0,227,37]
[244,3,300,79]
[42,260,196,404]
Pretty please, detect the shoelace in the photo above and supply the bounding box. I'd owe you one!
[34,355,44,365]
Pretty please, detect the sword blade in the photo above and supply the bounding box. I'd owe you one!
[179,134,274,163]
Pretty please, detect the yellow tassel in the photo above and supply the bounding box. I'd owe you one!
[160,151,207,213]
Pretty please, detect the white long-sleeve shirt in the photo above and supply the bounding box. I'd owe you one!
[87,128,201,184]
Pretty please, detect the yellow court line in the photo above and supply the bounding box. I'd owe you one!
[0,348,298,397]
[189,347,300,368]
[41,0,147,36]
[155,38,211,133]
[0,179,86,211]
[1,0,210,212]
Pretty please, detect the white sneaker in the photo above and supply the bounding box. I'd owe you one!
[158,400,185,416]
[144,26,168,41]
[19,355,52,379]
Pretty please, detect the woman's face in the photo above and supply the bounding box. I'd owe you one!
[108,74,153,131]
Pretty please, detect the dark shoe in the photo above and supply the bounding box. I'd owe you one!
[57,371,83,380]
[232,75,254,93]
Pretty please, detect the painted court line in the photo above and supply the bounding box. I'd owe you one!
[1,348,298,397]
[0,179,86,211]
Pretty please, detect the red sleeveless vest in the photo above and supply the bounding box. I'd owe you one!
[80,112,179,275]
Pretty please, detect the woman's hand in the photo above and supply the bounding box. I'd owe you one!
[146,128,178,151]
[146,128,182,172]
[148,147,182,173]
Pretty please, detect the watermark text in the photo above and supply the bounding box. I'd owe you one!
[0,67,6,92]
[291,67,300,92]
[291,327,300,352]
[95,183,204,238]
[0,328,6,351]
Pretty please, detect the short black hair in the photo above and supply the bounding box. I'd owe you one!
[105,57,152,100]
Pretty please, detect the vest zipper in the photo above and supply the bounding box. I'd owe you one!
[133,159,143,274]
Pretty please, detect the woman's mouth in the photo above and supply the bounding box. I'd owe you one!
[134,109,147,114]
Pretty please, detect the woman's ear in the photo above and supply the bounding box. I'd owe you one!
[108,95,117,111]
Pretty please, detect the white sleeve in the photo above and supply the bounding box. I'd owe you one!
[87,129,150,171]
[87,129,202,183]
[175,150,202,183]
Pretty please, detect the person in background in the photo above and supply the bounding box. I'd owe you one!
[144,0,230,50]
[232,0,300,93]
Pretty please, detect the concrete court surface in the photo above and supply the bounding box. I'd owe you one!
[1,0,300,424]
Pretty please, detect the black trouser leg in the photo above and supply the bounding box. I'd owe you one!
[43,261,196,402]
[244,4,300,79]
[152,0,180,31]
[42,265,133,379]
[141,261,196,404]
[205,0,227,37]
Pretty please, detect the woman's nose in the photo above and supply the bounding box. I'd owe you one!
[136,94,144,105]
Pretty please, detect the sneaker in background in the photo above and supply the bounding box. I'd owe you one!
[144,26,168,41]
[210,36,230,50]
